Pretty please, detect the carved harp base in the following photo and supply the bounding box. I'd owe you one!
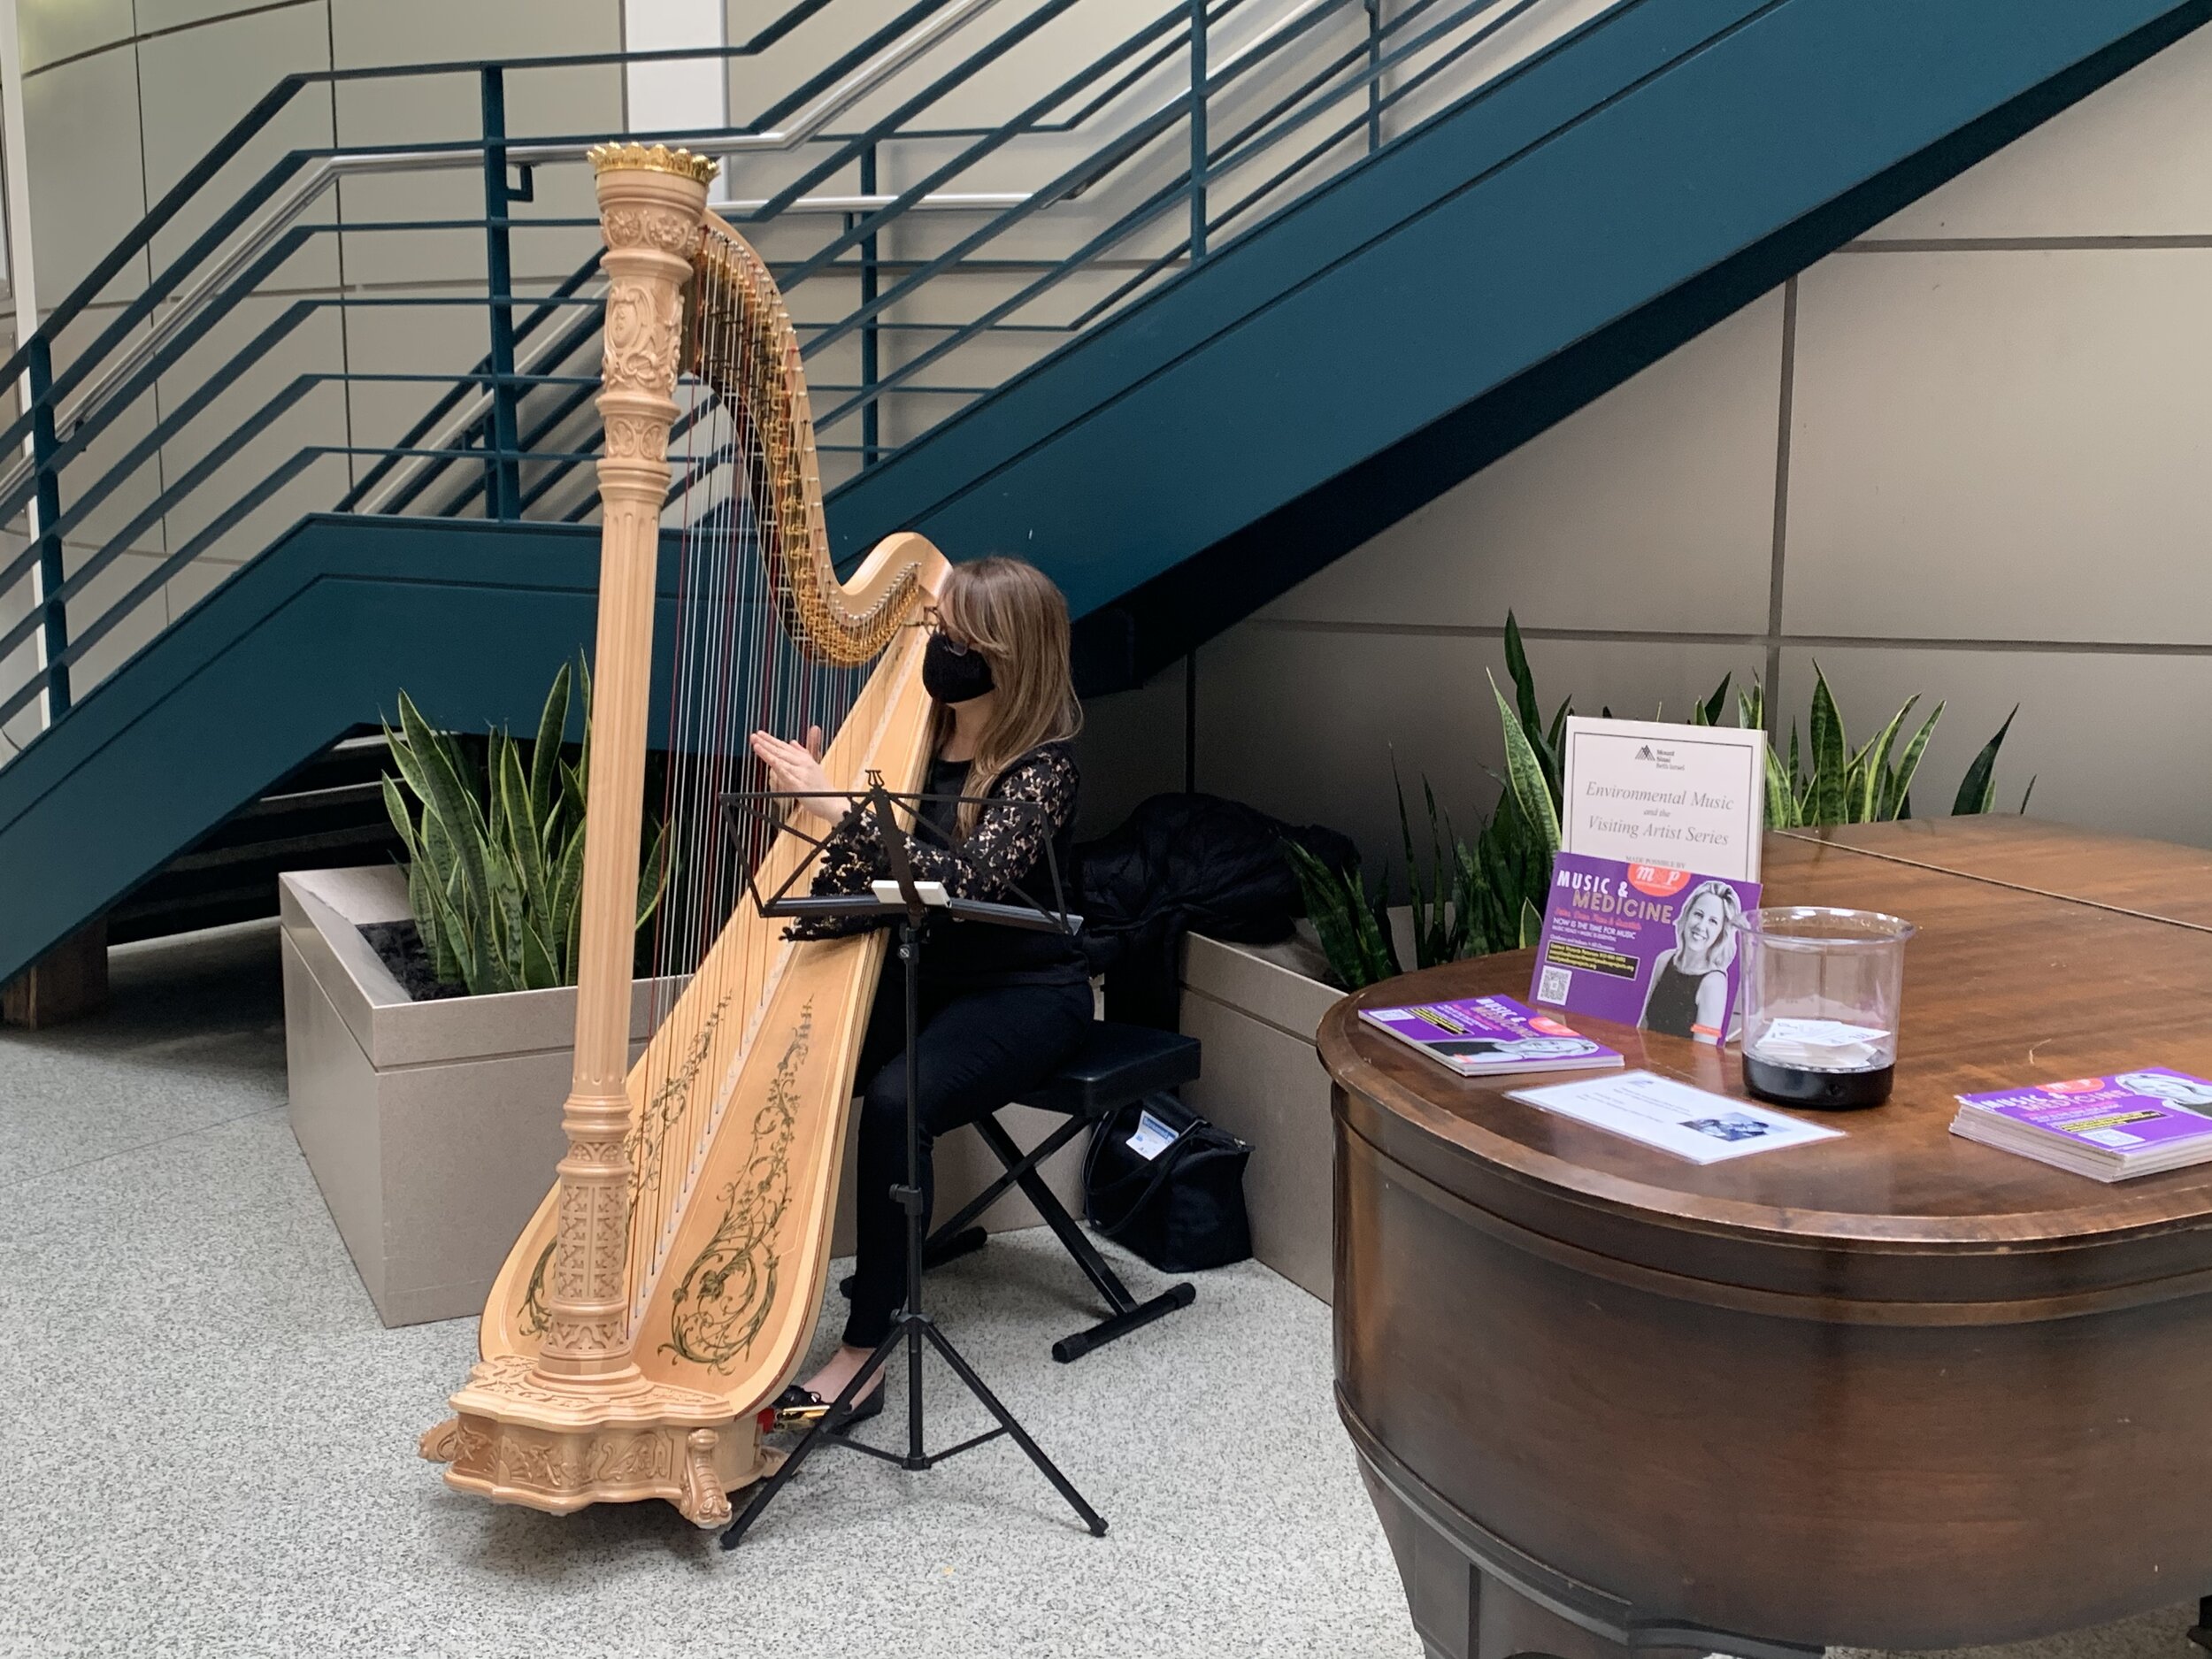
[419,1356,776,1530]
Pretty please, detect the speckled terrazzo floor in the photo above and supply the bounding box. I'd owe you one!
[0,920,1418,1659]
[8,923,2207,1659]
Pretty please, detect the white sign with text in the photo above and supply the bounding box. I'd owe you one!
[1559,717,1766,881]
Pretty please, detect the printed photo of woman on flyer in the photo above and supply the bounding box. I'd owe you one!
[1639,879,1744,1043]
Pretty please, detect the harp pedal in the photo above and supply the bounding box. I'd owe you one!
[760,1403,827,1433]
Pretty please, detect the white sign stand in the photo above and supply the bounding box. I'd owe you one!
[1558,716,1767,881]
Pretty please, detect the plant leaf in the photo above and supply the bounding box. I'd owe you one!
[1285,841,1375,989]
[398,690,492,918]
[1701,672,1732,727]
[496,734,547,916]
[1881,701,1944,821]
[529,659,571,831]
[637,818,672,931]
[1489,670,1561,861]
[518,914,560,992]
[1503,612,1543,752]
[1808,664,1848,826]
[1853,697,1916,825]
[1951,705,2018,817]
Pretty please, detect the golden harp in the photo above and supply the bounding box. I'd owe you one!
[419,147,949,1526]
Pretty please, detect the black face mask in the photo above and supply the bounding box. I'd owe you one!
[923,632,995,704]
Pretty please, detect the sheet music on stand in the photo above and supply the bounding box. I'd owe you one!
[713,776,1104,1549]
[725,772,1084,935]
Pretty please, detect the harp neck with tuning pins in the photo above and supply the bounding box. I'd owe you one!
[419,145,949,1527]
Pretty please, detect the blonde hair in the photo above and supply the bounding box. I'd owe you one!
[931,557,1082,835]
[1676,880,1743,971]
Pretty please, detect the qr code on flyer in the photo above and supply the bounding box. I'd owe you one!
[1536,964,1571,1005]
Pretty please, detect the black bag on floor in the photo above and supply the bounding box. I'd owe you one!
[1082,1093,1252,1272]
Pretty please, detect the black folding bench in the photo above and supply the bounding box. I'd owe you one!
[859,1020,1202,1363]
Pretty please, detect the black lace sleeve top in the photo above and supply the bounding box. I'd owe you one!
[789,740,1087,988]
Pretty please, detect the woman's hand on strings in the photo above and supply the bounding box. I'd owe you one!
[749,727,839,830]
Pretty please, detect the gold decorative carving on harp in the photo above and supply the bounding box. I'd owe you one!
[419,143,949,1527]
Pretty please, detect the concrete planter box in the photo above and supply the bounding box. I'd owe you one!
[279,866,674,1326]
[1178,916,1424,1304]
[1177,928,1346,1304]
[281,865,1084,1329]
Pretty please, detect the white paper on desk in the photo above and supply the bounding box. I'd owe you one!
[1507,1070,1843,1164]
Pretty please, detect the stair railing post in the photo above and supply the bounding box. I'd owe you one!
[1189,0,1208,264]
[1366,0,1385,153]
[480,65,521,521]
[859,142,880,467]
[27,334,67,720]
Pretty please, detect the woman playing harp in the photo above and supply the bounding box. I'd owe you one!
[420,147,975,1527]
[749,556,1092,1422]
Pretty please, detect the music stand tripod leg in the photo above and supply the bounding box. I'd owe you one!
[722,795,1106,1546]
[920,1317,1107,1536]
[721,1324,906,1550]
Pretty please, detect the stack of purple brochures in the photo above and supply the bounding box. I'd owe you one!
[1358,994,1623,1079]
[1951,1068,2212,1180]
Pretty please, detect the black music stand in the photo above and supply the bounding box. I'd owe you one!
[718,777,1107,1548]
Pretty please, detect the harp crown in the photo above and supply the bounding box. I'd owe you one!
[588,142,722,185]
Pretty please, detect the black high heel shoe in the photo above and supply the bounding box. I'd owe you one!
[767,1381,885,1433]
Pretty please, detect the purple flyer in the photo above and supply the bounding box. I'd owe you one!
[1955,1071,2212,1152]
[1530,854,1761,1045]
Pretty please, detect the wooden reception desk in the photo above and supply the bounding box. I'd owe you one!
[1323,822,2212,1659]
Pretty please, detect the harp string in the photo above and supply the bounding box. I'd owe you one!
[623,230,877,1307]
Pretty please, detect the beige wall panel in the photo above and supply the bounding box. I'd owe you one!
[330,0,618,73]
[1071,664,1186,837]
[55,390,168,563]
[1263,288,1785,634]
[0,541,42,749]
[331,0,618,292]
[153,396,352,563]
[135,0,323,28]
[1774,645,2212,850]
[1196,622,1747,870]
[338,292,500,457]
[17,0,133,73]
[151,296,351,546]
[726,0,885,127]
[135,4,339,285]
[21,46,149,311]
[63,548,169,698]
[0,641,38,749]
[1867,25,2212,242]
[1785,247,2212,645]
[163,549,257,627]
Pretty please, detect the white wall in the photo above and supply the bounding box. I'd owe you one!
[1078,23,2212,864]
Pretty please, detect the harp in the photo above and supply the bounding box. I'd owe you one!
[419,147,948,1527]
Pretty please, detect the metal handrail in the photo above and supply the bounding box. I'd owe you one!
[8,0,1015,510]
[0,0,1630,749]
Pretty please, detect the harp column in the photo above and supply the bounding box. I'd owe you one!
[532,145,718,1389]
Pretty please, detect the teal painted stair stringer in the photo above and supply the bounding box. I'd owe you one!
[0,516,648,988]
[826,0,2212,682]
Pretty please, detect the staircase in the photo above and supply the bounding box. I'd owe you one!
[0,0,2205,988]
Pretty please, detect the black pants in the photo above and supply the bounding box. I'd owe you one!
[843,969,1094,1348]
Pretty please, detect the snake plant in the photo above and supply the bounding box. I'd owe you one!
[1750,666,2032,827]
[1284,839,1399,989]
[1317,618,2031,984]
[380,658,669,996]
